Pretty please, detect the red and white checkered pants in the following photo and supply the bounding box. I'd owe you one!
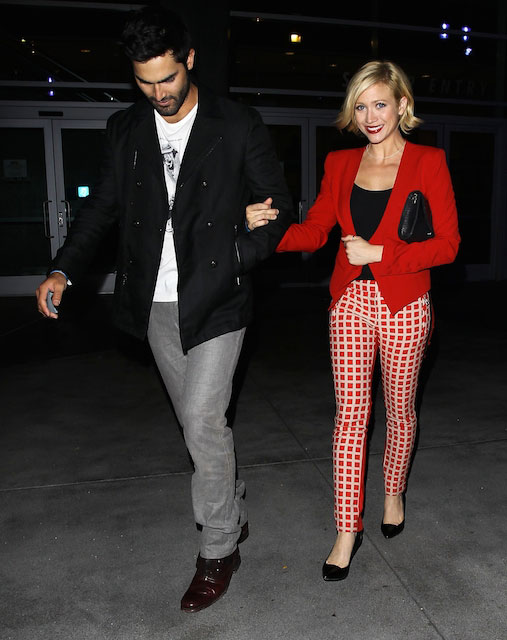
[329,280,432,532]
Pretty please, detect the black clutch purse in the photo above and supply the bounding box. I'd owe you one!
[398,190,434,243]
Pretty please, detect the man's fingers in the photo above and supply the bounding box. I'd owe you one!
[51,289,63,306]
[36,284,52,316]
[35,274,67,318]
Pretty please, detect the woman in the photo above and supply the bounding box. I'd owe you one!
[246,61,460,581]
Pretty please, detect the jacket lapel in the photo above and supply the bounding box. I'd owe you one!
[339,147,365,234]
[131,103,165,182]
[176,87,224,189]
[128,101,169,225]
[126,90,226,227]
[370,141,413,242]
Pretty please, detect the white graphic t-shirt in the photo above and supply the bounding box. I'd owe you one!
[153,103,198,301]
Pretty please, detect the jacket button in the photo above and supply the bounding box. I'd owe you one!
[207,221,214,228]
[210,260,217,268]
[120,273,128,285]
[136,181,142,187]
[202,180,208,188]
[133,220,140,226]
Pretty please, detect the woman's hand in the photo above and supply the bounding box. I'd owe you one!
[246,197,279,230]
[342,234,383,266]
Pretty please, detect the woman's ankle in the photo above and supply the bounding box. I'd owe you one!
[383,494,405,525]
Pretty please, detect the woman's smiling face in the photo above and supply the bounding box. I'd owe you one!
[354,82,407,144]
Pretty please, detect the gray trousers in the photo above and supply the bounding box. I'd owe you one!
[147,302,247,559]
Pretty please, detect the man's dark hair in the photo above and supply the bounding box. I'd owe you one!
[121,5,193,63]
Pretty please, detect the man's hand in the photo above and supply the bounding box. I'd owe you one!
[36,272,68,319]
[246,197,279,230]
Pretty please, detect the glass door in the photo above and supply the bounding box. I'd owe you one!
[0,119,59,294]
[443,125,499,281]
[0,113,119,295]
[53,121,118,292]
[307,113,365,285]
[257,114,309,285]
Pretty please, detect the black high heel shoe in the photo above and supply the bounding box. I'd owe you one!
[380,520,405,539]
[322,530,363,581]
[381,495,405,539]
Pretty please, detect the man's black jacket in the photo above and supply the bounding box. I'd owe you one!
[51,87,294,351]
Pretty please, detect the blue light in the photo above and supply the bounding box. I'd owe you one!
[465,47,472,56]
[463,35,469,41]
[462,26,471,33]
[439,33,449,40]
[77,186,90,198]
[441,22,449,30]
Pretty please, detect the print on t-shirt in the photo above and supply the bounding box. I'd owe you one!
[160,140,180,228]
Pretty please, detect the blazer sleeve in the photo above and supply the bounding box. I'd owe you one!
[277,152,339,252]
[234,108,295,273]
[374,149,460,276]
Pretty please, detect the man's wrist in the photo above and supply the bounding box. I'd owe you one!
[50,270,72,285]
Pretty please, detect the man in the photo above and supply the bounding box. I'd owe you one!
[35,5,292,613]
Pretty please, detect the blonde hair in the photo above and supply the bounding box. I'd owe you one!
[336,60,422,135]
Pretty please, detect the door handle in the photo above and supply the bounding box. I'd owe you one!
[298,200,307,224]
[42,200,54,238]
[62,200,71,228]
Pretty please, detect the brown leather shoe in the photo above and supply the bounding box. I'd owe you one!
[180,548,241,613]
[238,521,249,545]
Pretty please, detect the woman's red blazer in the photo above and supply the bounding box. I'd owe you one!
[277,141,460,314]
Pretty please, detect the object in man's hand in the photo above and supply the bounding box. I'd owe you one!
[47,291,58,314]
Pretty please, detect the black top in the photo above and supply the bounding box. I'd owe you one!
[350,183,391,280]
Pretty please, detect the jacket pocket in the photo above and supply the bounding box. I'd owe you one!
[233,224,241,286]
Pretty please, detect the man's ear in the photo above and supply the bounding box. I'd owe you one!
[186,49,196,71]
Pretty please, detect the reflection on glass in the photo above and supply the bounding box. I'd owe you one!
[259,124,303,284]
[0,128,51,275]
[61,128,118,273]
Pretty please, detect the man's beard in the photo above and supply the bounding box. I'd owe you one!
[150,73,191,117]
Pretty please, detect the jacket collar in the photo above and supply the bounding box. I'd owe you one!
[129,86,225,187]
[178,86,225,187]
